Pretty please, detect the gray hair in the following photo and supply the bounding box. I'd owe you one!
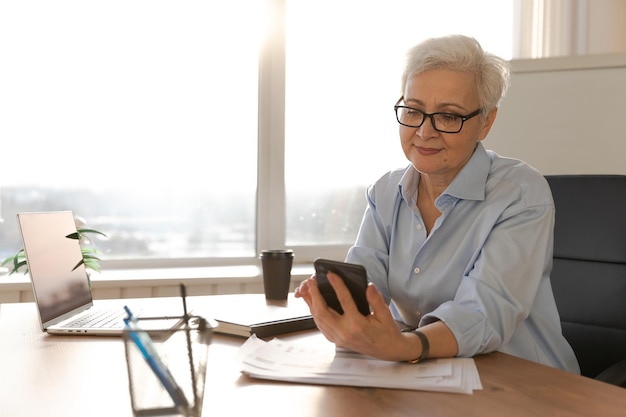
[401,35,511,115]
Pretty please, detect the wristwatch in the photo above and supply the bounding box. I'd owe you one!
[401,328,429,363]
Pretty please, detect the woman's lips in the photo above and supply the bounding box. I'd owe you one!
[416,146,441,156]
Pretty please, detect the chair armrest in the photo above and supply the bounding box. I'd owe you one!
[595,359,626,388]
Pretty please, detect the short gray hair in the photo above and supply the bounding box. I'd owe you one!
[401,35,510,115]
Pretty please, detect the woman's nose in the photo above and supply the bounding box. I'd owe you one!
[415,115,438,137]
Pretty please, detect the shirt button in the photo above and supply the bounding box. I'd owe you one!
[416,224,422,231]
[414,267,420,274]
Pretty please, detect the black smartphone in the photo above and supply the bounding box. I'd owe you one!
[313,258,369,316]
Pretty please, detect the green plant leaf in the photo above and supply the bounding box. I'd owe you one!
[1,250,28,274]
[1,254,16,267]
[12,260,28,274]
[66,229,107,241]
[77,228,107,238]
[5,227,106,276]
[71,250,103,272]
[83,258,102,272]
[70,259,85,272]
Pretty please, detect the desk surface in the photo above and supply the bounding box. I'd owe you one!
[1,295,625,417]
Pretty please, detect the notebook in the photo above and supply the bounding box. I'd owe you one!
[202,294,316,338]
[16,211,164,336]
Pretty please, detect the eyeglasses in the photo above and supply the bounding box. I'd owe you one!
[394,97,481,134]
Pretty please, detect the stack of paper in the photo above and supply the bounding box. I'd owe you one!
[237,336,482,394]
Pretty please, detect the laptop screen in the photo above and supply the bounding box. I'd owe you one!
[17,211,93,325]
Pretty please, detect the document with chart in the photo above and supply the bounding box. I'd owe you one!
[237,335,482,394]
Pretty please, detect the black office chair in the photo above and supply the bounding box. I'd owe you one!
[546,175,626,387]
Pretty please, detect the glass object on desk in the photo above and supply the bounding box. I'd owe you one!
[123,315,217,417]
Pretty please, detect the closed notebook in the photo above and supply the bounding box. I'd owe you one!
[198,293,315,338]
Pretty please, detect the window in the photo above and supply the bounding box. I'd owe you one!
[3,0,620,273]
[0,1,263,266]
[284,0,514,253]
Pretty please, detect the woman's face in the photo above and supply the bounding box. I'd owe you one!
[400,69,497,184]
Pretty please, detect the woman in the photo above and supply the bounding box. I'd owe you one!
[296,35,579,373]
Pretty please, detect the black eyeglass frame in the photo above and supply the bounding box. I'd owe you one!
[393,96,482,134]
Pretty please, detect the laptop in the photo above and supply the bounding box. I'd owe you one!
[16,211,166,336]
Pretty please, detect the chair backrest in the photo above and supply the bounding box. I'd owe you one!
[546,175,626,378]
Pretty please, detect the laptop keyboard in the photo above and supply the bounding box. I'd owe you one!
[62,308,128,329]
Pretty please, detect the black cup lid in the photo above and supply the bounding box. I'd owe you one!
[259,249,294,259]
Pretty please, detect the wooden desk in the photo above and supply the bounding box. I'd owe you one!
[1,295,625,417]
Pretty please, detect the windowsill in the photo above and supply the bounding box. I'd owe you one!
[0,264,315,291]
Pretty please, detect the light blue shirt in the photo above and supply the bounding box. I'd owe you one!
[346,143,580,373]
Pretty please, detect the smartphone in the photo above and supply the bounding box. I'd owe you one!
[313,258,369,316]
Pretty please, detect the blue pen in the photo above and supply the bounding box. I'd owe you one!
[124,306,189,409]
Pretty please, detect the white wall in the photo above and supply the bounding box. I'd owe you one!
[487,53,626,175]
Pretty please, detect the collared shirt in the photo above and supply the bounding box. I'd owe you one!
[346,143,580,373]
